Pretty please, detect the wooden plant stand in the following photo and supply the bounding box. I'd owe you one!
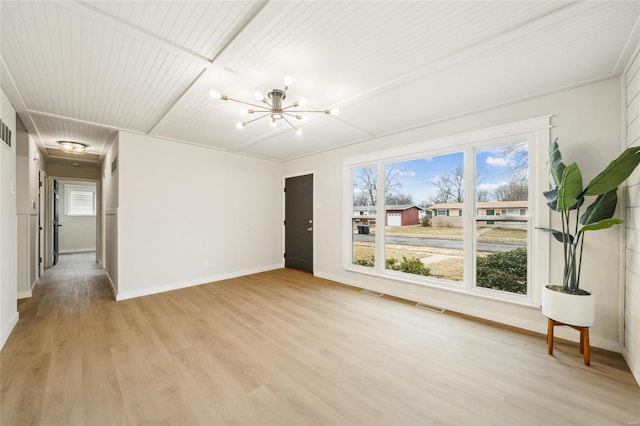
[547,318,590,366]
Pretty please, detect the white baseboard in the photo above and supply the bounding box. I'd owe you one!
[105,271,118,301]
[59,248,96,254]
[314,270,623,353]
[116,264,283,301]
[0,312,19,351]
[17,290,32,299]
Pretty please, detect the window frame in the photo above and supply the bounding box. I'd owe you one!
[343,116,550,306]
[64,184,97,217]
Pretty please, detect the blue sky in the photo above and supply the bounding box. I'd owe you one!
[381,143,527,205]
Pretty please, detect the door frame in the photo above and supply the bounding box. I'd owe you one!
[282,170,316,275]
[45,175,102,268]
[38,169,46,277]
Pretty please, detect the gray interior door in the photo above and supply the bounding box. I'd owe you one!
[285,174,313,273]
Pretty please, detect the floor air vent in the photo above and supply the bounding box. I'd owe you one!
[361,289,384,298]
[415,302,445,313]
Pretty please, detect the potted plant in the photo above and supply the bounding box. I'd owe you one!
[538,140,640,326]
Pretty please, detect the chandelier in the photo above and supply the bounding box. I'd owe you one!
[58,141,87,154]
[209,75,339,135]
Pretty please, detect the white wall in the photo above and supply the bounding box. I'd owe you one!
[624,49,640,384]
[0,89,18,349]
[58,181,96,253]
[116,132,283,300]
[284,78,624,351]
[47,162,101,181]
[101,136,119,296]
[16,131,41,298]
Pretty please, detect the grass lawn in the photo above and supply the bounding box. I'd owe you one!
[478,227,527,242]
[384,226,463,239]
[380,225,526,243]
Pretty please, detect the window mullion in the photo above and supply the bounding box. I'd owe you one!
[464,146,475,289]
[376,161,385,272]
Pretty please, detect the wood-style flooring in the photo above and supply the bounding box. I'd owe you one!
[1,253,639,425]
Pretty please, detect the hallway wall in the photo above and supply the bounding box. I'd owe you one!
[0,89,18,349]
[16,130,41,298]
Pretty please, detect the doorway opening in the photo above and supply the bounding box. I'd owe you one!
[47,178,100,269]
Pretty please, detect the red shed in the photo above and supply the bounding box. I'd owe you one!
[385,205,423,226]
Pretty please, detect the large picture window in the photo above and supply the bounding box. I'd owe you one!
[343,117,549,305]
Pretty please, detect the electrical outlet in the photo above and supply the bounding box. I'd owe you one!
[410,284,416,293]
[203,260,209,268]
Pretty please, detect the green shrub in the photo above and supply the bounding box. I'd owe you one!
[354,255,375,267]
[355,255,431,277]
[386,256,431,276]
[476,248,527,294]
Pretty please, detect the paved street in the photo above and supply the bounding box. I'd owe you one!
[353,234,525,253]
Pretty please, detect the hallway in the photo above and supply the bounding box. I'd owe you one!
[1,253,117,425]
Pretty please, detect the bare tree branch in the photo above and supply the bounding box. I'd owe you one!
[354,166,404,206]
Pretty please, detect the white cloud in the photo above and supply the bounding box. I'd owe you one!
[398,170,416,177]
[477,182,506,192]
[486,156,510,167]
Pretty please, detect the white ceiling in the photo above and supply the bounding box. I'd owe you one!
[1,1,639,164]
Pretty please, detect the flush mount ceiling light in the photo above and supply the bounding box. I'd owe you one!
[58,141,87,154]
[210,75,339,135]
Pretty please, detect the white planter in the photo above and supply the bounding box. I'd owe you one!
[541,285,595,327]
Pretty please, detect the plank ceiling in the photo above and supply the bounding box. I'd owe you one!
[1,1,639,164]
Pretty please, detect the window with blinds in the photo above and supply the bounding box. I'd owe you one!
[66,188,96,216]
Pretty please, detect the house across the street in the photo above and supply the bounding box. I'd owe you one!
[427,201,528,228]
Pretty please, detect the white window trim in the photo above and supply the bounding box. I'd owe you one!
[343,116,550,307]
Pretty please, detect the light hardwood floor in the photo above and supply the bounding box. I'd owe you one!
[1,253,639,425]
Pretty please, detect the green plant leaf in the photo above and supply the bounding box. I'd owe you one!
[543,188,558,211]
[579,190,617,226]
[536,227,574,244]
[548,140,566,187]
[584,147,640,196]
[557,163,583,211]
[578,218,623,233]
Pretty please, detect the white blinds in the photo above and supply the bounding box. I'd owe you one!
[68,189,96,216]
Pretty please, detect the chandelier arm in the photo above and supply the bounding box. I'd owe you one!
[224,97,267,110]
[281,104,304,111]
[282,116,298,131]
[243,113,272,125]
[282,112,309,121]
[281,104,325,112]
[285,109,329,113]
